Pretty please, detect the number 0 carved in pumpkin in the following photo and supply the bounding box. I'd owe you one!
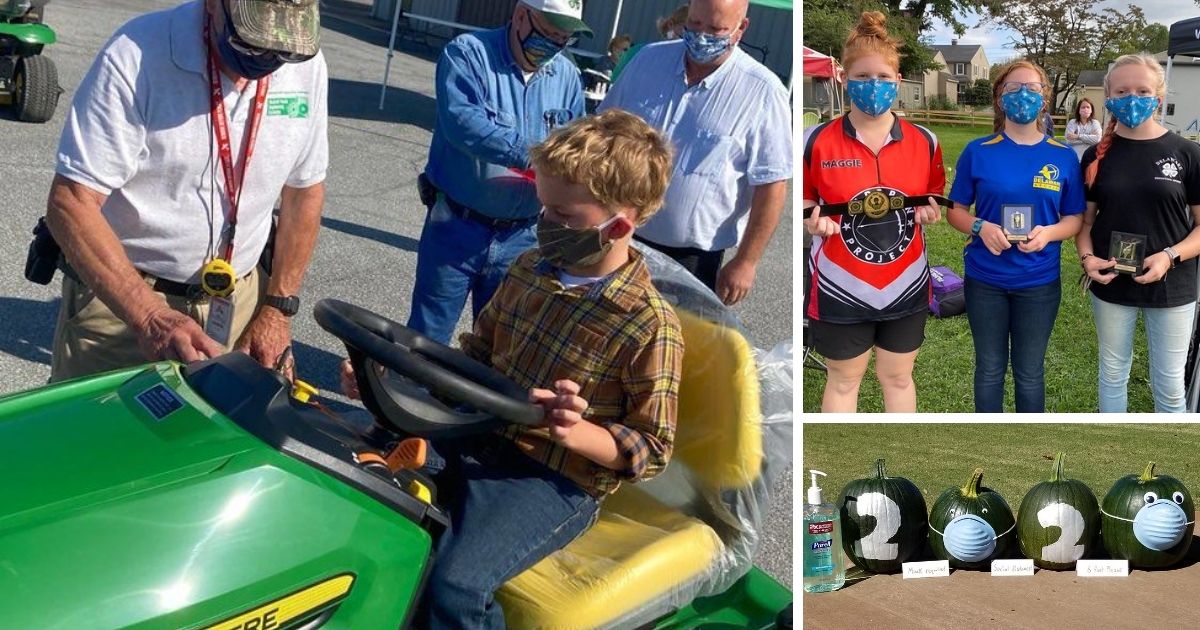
[856,492,902,560]
[1037,502,1087,564]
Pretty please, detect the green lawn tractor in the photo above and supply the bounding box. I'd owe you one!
[0,0,60,122]
[0,285,792,628]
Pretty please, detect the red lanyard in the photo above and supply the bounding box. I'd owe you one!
[205,17,269,262]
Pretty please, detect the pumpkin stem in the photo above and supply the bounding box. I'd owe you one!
[874,458,887,479]
[1141,461,1157,482]
[1050,452,1066,482]
[961,468,985,499]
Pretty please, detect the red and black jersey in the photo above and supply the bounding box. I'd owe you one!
[802,114,946,324]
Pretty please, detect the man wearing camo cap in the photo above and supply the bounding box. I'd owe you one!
[45,0,328,381]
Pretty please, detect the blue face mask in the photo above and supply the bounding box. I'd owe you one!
[1001,87,1044,125]
[682,28,732,65]
[941,514,999,563]
[846,79,897,117]
[215,2,285,80]
[1106,94,1160,129]
[520,20,570,67]
[1132,499,1190,551]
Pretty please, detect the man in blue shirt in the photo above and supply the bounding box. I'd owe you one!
[409,0,589,343]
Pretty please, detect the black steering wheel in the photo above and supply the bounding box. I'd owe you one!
[313,298,543,438]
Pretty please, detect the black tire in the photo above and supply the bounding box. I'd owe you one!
[15,54,59,123]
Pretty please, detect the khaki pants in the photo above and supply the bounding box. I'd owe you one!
[49,268,266,382]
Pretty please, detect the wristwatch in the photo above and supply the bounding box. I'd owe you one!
[1164,246,1181,268]
[263,294,301,317]
[971,218,984,236]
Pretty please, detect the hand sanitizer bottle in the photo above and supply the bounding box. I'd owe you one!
[803,469,846,593]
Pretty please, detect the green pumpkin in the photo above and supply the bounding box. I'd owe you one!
[837,459,928,573]
[928,468,1016,570]
[1016,452,1100,570]
[1101,462,1195,569]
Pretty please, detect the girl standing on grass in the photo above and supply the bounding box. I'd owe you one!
[1076,53,1200,413]
[946,60,1085,413]
[801,11,945,412]
[1066,98,1103,160]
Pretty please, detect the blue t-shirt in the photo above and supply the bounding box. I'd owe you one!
[949,133,1086,289]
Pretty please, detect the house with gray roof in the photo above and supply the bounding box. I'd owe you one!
[930,40,989,95]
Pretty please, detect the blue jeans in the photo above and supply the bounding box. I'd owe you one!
[1090,294,1196,413]
[965,276,1061,412]
[417,436,599,629]
[407,199,538,344]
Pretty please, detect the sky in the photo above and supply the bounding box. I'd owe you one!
[927,0,1199,66]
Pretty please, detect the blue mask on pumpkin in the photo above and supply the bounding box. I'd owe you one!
[1001,87,1044,125]
[682,28,733,65]
[847,79,897,117]
[1132,500,1190,551]
[942,514,998,562]
[1106,94,1160,129]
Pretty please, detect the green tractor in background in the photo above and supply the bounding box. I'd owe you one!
[0,0,61,122]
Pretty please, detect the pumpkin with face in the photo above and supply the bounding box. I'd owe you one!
[1101,462,1195,568]
[928,468,1016,570]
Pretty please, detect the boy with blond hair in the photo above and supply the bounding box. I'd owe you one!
[343,109,682,629]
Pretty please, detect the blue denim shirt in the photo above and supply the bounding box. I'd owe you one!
[425,26,584,220]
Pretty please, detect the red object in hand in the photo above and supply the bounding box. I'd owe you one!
[509,167,536,182]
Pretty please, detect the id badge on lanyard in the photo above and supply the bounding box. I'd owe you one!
[202,16,268,341]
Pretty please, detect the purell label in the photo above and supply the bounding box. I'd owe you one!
[808,521,834,535]
[810,539,833,551]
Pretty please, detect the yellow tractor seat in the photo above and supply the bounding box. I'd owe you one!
[498,310,763,630]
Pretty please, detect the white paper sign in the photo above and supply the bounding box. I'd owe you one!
[990,559,1035,576]
[1076,559,1129,577]
[902,560,950,579]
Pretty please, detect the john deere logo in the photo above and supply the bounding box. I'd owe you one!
[568,0,581,8]
[267,94,310,119]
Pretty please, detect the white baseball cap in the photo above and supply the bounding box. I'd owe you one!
[521,0,593,37]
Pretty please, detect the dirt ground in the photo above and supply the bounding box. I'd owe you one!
[803,530,1200,629]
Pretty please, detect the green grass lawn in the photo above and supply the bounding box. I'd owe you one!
[802,423,1200,510]
[802,123,1158,413]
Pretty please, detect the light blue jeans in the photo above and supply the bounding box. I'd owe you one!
[1091,294,1197,413]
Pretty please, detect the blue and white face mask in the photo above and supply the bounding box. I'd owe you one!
[682,28,732,65]
[847,79,897,118]
[935,513,1014,562]
[1104,493,1194,551]
[1106,94,1160,129]
[1001,87,1044,125]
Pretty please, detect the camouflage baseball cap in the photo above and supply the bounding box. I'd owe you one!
[228,0,321,57]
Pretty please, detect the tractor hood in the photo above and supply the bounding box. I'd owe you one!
[0,364,257,526]
[0,359,437,629]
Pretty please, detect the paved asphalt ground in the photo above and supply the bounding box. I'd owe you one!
[0,0,793,591]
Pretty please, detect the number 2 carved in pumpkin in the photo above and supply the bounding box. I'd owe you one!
[856,492,902,560]
[1037,502,1086,563]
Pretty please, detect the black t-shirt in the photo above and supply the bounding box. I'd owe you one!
[1082,132,1200,307]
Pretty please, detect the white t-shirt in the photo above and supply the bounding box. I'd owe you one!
[55,1,329,283]
[599,41,793,251]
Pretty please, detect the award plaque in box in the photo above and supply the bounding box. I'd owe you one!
[1110,231,1147,274]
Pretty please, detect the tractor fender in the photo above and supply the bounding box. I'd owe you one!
[0,23,56,45]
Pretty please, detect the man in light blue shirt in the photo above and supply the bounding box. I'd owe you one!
[599,0,792,305]
[409,0,588,343]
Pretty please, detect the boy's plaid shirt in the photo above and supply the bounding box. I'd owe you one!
[459,248,683,497]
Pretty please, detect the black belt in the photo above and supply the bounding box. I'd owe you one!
[59,259,249,299]
[444,196,536,230]
[803,194,954,220]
